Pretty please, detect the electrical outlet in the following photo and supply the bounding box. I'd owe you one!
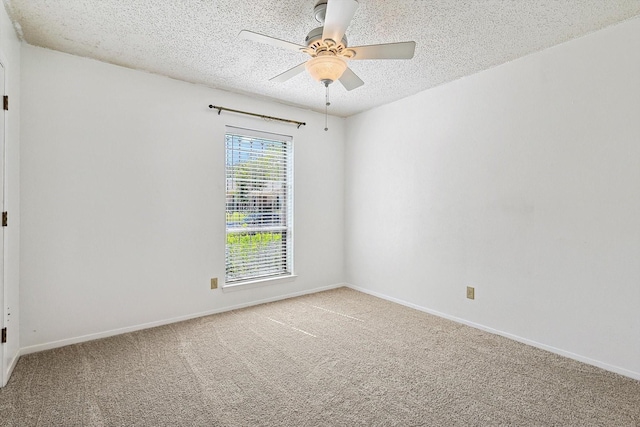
[466,286,475,300]
[211,278,218,290]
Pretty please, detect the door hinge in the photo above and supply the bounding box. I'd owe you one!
[1,328,6,344]
[3,95,7,111]
[1,212,6,227]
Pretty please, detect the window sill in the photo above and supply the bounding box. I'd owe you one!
[222,274,298,292]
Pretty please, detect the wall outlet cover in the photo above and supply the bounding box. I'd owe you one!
[466,286,475,300]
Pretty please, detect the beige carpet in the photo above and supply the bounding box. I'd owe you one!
[1,287,639,426]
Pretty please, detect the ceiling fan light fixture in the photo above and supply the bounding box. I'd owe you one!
[305,55,347,85]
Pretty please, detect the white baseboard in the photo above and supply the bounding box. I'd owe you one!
[20,282,345,356]
[2,348,21,387]
[7,348,20,380]
[345,283,640,381]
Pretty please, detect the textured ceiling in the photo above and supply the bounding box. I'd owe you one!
[5,0,640,117]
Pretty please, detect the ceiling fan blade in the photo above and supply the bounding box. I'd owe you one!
[322,0,359,44]
[339,67,364,91]
[350,41,416,60]
[239,30,305,52]
[270,62,307,83]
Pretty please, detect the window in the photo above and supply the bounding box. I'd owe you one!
[225,127,293,284]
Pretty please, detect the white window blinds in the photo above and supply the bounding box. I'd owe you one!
[225,127,293,283]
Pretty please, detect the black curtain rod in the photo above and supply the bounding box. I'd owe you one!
[209,105,306,129]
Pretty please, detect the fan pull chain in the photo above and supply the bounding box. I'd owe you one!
[324,83,330,131]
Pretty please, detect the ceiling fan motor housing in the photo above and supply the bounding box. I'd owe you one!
[305,27,354,59]
[305,26,347,47]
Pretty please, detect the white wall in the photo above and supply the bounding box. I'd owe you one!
[20,45,345,351]
[345,17,640,379]
[0,3,20,386]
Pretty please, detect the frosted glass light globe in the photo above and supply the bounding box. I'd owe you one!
[305,56,347,84]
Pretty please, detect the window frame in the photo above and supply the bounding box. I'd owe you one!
[224,126,294,286]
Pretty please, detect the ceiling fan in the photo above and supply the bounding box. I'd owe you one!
[239,0,416,91]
